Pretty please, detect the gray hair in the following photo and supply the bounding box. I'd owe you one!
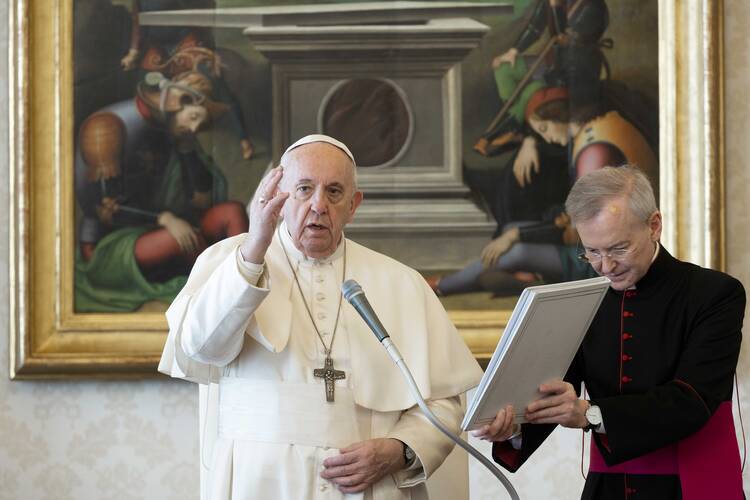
[565,165,657,225]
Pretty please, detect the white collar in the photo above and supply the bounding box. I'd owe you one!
[278,220,345,265]
[651,241,660,263]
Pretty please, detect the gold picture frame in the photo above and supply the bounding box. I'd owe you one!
[9,0,725,377]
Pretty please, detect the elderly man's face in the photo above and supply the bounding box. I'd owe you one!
[280,143,362,259]
[575,196,662,291]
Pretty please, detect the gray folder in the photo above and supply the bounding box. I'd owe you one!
[462,276,611,431]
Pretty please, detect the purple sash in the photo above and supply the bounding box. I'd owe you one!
[589,402,743,499]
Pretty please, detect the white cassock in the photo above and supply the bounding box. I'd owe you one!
[159,222,483,500]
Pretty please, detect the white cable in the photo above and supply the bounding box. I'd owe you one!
[381,338,521,500]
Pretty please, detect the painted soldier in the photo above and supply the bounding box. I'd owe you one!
[74,71,248,311]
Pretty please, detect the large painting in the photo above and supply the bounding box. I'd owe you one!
[10,0,726,376]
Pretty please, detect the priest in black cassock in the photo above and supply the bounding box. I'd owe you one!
[476,165,745,499]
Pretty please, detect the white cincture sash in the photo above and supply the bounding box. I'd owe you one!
[218,377,364,449]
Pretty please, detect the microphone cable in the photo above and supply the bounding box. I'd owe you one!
[379,336,521,500]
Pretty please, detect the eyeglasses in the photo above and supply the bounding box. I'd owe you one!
[577,246,636,263]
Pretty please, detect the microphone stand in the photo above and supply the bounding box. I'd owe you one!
[379,336,521,500]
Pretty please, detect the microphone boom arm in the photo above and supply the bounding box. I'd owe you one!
[380,337,521,500]
[342,279,520,499]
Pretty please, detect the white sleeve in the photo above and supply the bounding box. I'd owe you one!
[386,396,462,487]
[235,248,265,286]
[179,248,270,366]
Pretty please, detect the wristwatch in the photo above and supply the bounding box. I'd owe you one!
[403,443,416,467]
[584,403,602,432]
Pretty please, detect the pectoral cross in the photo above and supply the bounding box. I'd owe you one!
[314,356,346,402]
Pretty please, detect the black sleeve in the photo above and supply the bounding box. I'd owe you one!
[592,275,745,464]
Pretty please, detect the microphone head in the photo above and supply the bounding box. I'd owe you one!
[341,279,363,302]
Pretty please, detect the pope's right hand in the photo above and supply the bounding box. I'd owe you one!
[239,166,290,264]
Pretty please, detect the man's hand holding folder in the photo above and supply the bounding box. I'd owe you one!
[473,379,590,442]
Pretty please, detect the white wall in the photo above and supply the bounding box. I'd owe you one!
[1,2,749,499]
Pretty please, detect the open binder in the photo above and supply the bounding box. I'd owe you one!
[462,276,611,431]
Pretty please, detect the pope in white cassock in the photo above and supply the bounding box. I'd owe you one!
[159,134,483,499]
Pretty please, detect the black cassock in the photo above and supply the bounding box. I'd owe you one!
[493,245,745,499]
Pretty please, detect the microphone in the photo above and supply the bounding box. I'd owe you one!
[341,279,521,500]
[341,279,390,342]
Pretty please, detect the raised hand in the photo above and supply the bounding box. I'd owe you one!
[239,166,290,264]
[320,438,405,494]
